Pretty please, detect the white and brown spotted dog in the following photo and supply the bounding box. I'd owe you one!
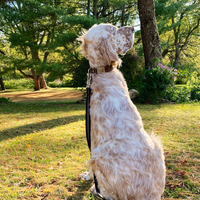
[78,23,165,200]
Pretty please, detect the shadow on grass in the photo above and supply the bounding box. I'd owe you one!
[67,179,94,200]
[0,114,85,141]
[0,102,85,114]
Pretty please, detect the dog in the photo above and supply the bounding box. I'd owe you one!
[78,23,165,200]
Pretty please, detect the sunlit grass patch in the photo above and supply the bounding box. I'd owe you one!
[0,101,200,199]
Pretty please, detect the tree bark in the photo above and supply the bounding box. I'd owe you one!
[31,70,40,91]
[0,76,6,90]
[93,0,98,19]
[31,70,47,91]
[138,0,162,68]
[0,50,6,90]
[87,0,90,15]
[121,5,125,27]
[39,74,47,89]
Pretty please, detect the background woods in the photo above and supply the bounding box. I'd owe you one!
[0,0,200,102]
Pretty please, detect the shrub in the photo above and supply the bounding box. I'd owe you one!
[4,78,34,89]
[136,63,177,103]
[70,58,89,87]
[119,49,144,89]
[48,76,73,88]
[165,77,200,103]
[0,97,10,103]
[190,85,200,101]
[165,85,191,103]
[188,75,200,101]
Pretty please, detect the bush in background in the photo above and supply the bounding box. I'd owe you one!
[188,74,200,101]
[135,63,177,103]
[4,78,34,89]
[48,75,73,88]
[71,58,89,87]
[165,75,200,103]
[165,85,191,103]
[0,97,10,103]
[119,49,144,89]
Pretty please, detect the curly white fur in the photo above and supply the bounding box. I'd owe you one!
[78,23,166,200]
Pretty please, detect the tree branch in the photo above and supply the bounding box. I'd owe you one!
[0,50,5,55]
[180,17,200,52]
[19,70,33,79]
[43,52,50,63]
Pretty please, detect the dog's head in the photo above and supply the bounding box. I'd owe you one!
[78,23,134,68]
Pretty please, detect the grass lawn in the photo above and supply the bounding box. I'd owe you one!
[0,90,200,199]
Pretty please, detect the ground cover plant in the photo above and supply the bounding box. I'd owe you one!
[0,91,199,199]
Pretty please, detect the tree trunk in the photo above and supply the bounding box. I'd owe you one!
[31,70,47,91]
[31,69,40,91]
[39,74,47,89]
[0,76,6,90]
[93,0,98,19]
[121,5,125,26]
[173,43,180,67]
[138,0,162,68]
[87,0,90,15]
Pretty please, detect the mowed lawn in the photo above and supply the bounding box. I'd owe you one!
[0,90,200,199]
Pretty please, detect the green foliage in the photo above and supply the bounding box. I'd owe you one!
[165,85,191,103]
[188,75,200,101]
[175,63,198,84]
[0,97,10,103]
[165,76,200,102]
[61,15,101,30]
[71,58,89,87]
[4,78,34,89]
[119,48,144,89]
[136,63,176,103]
[48,76,73,88]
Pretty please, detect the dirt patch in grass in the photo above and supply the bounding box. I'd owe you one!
[0,88,84,103]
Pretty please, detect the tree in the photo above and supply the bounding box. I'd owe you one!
[156,0,200,67]
[0,49,6,90]
[0,0,69,90]
[79,0,137,26]
[138,0,162,68]
[0,33,7,90]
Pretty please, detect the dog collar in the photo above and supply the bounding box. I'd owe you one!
[90,65,113,74]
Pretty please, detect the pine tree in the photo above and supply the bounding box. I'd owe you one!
[155,0,200,67]
[0,0,70,90]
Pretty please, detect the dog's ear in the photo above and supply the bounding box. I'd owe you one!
[98,34,119,65]
[77,30,88,58]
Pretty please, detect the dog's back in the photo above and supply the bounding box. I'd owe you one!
[89,69,165,200]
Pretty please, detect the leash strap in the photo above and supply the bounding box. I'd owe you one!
[86,70,106,200]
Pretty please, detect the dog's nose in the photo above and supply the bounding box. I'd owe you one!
[131,27,134,33]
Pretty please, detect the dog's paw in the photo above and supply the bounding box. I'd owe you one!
[79,171,91,181]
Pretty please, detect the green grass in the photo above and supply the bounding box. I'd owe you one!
[0,100,200,199]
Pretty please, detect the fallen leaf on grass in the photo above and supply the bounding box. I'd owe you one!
[57,161,63,166]
[176,170,186,177]
[166,181,184,189]
[26,143,31,148]
[181,159,187,165]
